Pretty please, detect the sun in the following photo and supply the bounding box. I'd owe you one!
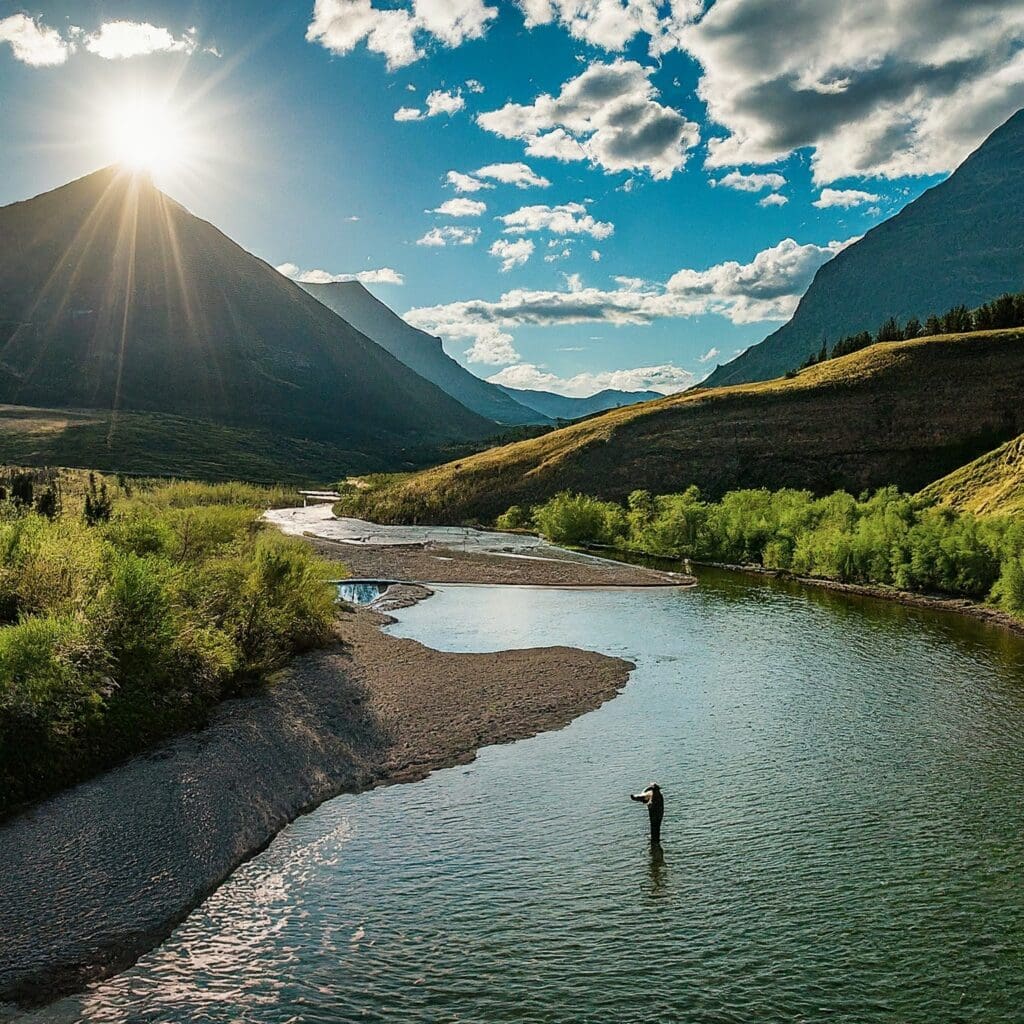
[105,97,189,176]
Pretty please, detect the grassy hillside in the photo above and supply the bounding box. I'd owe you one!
[705,108,1024,387]
[341,328,1024,524]
[921,434,1024,516]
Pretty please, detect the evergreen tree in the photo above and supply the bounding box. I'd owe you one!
[10,473,33,508]
[34,484,59,519]
[902,317,922,339]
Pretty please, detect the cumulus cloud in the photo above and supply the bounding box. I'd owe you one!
[489,238,535,271]
[276,263,405,285]
[466,78,485,93]
[712,170,786,193]
[478,59,700,179]
[445,170,491,192]
[0,14,71,66]
[488,361,694,397]
[445,161,550,193]
[499,202,614,239]
[697,346,720,363]
[406,235,855,365]
[81,21,198,59]
[683,0,1024,182]
[759,193,788,207]
[416,225,481,246]
[307,0,496,70]
[812,187,881,209]
[515,0,702,53]
[394,86,465,120]
[431,198,487,216]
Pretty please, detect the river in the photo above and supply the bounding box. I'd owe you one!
[19,569,1024,1023]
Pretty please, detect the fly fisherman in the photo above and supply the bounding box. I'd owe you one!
[630,783,664,845]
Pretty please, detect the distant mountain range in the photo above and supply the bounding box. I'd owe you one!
[0,167,493,474]
[496,385,663,420]
[298,280,549,426]
[704,108,1024,387]
[349,327,1024,524]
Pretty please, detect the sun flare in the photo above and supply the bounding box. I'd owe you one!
[105,98,189,176]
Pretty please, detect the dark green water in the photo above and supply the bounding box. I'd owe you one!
[25,570,1024,1023]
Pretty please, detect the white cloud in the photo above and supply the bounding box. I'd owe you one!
[590,250,602,261]
[82,21,198,59]
[426,87,465,115]
[758,193,788,208]
[697,347,720,364]
[488,361,694,397]
[406,235,856,362]
[499,202,614,240]
[478,59,700,179]
[0,14,71,66]
[683,0,1024,183]
[431,197,487,216]
[712,170,786,193]
[446,170,492,192]
[307,0,496,70]
[466,78,485,93]
[277,263,405,285]
[514,0,701,53]
[489,238,535,271]
[812,188,882,209]
[416,225,481,246]
[476,162,551,188]
[395,86,465,121]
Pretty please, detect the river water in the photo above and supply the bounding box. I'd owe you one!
[22,570,1024,1023]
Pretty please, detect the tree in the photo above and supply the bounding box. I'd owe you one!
[34,485,59,520]
[876,317,902,343]
[924,314,942,335]
[902,317,922,339]
[10,473,33,508]
[84,472,113,525]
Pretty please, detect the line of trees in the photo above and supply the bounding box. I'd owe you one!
[0,476,339,816]
[795,290,1024,371]
[502,487,1024,614]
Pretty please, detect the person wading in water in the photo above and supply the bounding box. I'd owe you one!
[630,784,664,845]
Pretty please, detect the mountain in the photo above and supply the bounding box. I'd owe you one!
[704,108,1024,388]
[496,386,662,420]
[298,280,547,425]
[0,168,493,474]
[344,327,1024,524]
[920,433,1024,517]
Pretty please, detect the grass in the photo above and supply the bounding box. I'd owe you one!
[337,327,1024,525]
[0,470,342,818]
[921,434,1024,516]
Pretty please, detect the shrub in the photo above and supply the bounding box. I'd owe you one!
[532,491,627,547]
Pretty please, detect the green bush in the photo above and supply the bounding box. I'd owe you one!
[531,491,627,547]
[0,474,338,817]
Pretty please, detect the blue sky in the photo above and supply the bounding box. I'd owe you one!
[2,1,1023,395]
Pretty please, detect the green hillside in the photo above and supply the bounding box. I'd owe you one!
[341,328,1024,524]
[705,108,1024,388]
[921,434,1024,516]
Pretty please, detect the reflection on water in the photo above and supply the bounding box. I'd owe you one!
[21,570,1024,1023]
[335,581,388,605]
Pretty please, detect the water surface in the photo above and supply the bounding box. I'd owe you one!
[21,570,1024,1023]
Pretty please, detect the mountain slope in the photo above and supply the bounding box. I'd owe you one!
[347,328,1024,524]
[298,280,547,425]
[920,434,1024,517]
[704,108,1024,387]
[0,168,492,467]
[496,385,662,420]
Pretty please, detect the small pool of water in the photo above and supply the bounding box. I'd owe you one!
[335,581,389,605]
[22,569,1024,1023]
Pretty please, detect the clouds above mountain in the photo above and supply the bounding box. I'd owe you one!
[406,235,855,366]
[276,262,405,285]
[478,59,701,179]
[489,238,535,271]
[684,0,1024,182]
[488,361,695,396]
[499,202,614,239]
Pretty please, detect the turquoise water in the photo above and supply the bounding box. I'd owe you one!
[25,571,1024,1023]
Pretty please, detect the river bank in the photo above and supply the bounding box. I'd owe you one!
[0,588,635,1010]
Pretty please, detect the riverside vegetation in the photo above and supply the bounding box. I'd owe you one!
[500,488,1024,614]
[0,471,339,817]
